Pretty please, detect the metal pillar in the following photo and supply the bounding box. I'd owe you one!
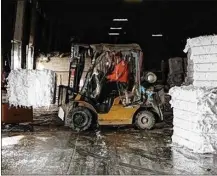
[11,0,27,70]
[1,47,4,73]
[11,40,22,69]
[26,45,34,69]
[26,0,37,69]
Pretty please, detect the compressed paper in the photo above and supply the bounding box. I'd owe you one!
[170,86,217,115]
[189,54,217,63]
[184,35,217,53]
[192,63,217,72]
[194,80,217,88]
[172,133,217,154]
[7,69,56,108]
[169,85,217,154]
[187,45,217,55]
[170,35,217,153]
[193,72,217,81]
[184,35,217,88]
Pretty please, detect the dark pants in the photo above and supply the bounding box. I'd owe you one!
[98,81,127,103]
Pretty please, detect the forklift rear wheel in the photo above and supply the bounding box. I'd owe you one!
[134,111,156,130]
[69,107,92,131]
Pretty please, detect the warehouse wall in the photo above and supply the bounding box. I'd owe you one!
[36,56,70,103]
[36,56,70,85]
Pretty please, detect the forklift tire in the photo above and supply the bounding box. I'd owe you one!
[134,111,156,130]
[69,107,92,131]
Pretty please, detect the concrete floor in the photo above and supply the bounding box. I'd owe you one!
[1,108,217,175]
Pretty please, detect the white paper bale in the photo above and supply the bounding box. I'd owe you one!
[169,86,217,115]
[192,63,217,72]
[173,126,217,143]
[172,106,217,154]
[173,35,217,153]
[7,69,56,108]
[184,35,217,53]
[193,80,217,88]
[171,99,204,113]
[169,85,217,153]
[173,115,217,134]
[189,54,217,63]
[169,85,210,102]
[172,108,217,154]
[173,108,217,124]
[193,72,217,81]
[172,134,217,154]
[197,73,217,82]
[183,36,217,88]
[187,45,217,56]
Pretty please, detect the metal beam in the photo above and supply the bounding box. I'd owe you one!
[13,0,26,41]
[27,0,37,69]
[29,2,37,45]
[11,0,27,70]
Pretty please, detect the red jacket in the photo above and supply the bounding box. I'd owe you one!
[107,60,128,83]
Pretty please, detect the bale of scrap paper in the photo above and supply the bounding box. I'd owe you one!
[7,69,56,108]
[184,35,217,87]
[169,85,217,154]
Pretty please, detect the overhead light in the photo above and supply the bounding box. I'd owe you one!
[108,33,120,35]
[113,19,128,21]
[124,0,143,3]
[152,34,163,37]
[110,27,122,30]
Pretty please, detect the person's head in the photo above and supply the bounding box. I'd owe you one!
[114,51,122,64]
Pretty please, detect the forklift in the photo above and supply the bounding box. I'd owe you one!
[58,43,165,131]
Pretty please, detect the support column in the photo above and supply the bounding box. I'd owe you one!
[1,47,3,73]
[11,0,27,70]
[26,0,37,69]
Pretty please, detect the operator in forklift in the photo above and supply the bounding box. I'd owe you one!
[98,51,129,104]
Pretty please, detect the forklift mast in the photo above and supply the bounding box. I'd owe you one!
[67,44,86,96]
[58,43,89,106]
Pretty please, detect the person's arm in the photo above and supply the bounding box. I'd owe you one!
[107,71,116,81]
[116,63,128,80]
[107,63,117,81]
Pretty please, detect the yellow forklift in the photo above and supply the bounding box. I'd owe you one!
[58,43,165,131]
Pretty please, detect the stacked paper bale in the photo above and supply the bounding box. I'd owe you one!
[7,69,56,108]
[169,35,217,154]
[184,35,217,87]
[169,86,217,153]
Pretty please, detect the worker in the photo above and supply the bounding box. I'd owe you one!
[98,51,129,104]
[107,51,128,84]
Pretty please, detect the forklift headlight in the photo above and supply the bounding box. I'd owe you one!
[144,72,157,83]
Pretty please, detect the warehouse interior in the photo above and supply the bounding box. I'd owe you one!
[1,0,217,175]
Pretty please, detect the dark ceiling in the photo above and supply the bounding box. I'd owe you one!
[36,0,217,69]
[38,0,217,42]
[2,0,217,69]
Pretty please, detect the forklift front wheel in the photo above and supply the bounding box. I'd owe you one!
[134,111,156,130]
[69,107,92,131]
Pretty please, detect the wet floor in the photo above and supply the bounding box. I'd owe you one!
[1,107,217,175]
